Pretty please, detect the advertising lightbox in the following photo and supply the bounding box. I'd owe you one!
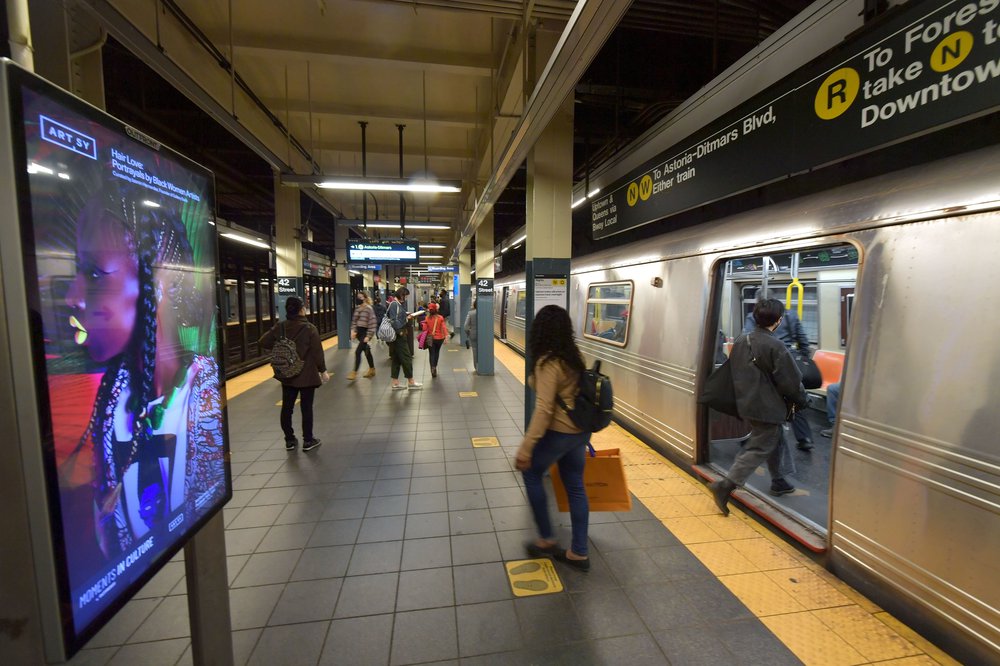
[347,239,420,264]
[0,62,231,658]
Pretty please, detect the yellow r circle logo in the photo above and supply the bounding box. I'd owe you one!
[815,67,859,120]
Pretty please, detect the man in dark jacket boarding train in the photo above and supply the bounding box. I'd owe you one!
[710,297,809,516]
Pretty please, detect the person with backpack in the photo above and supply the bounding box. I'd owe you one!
[348,292,377,380]
[259,297,328,452]
[438,289,454,339]
[386,287,422,390]
[515,305,591,571]
[420,302,448,377]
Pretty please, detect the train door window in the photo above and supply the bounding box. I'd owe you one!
[583,281,633,347]
[706,244,858,532]
[514,290,527,319]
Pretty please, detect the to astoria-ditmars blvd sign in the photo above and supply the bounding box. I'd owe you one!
[591,0,1000,239]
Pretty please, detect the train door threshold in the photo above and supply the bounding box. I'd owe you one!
[692,465,827,553]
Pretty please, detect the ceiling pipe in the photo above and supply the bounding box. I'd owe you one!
[453,0,630,260]
[359,121,369,229]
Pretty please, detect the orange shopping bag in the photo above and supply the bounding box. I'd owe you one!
[550,446,632,512]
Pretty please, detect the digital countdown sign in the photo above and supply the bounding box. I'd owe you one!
[347,240,420,264]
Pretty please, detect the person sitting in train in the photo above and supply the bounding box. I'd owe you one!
[820,380,841,438]
[711,297,809,515]
[742,290,815,451]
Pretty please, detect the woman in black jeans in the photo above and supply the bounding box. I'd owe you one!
[348,292,376,380]
[259,297,328,452]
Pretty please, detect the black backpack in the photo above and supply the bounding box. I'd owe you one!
[270,322,306,379]
[557,360,614,432]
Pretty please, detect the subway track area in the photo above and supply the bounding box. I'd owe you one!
[68,339,958,666]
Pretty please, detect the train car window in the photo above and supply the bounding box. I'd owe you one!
[514,290,527,319]
[224,279,239,324]
[244,280,258,323]
[583,281,633,347]
[706,243,858,532]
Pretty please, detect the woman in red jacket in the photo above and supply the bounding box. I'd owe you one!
[421,302,449,378]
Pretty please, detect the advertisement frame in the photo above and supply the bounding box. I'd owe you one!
[1,61,232,659]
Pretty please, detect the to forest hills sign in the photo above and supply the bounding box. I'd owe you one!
[591,0,1000,239]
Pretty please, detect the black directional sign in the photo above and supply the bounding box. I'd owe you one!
[591,0,1000,239]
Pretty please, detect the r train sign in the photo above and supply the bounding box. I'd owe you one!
[591,0,1000,239]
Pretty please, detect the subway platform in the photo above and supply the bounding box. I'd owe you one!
[68,339,958,666]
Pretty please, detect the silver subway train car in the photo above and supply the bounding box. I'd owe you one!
[494,145,1000,663]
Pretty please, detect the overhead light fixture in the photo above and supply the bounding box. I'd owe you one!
[422,255,443,259]
[27,162,53,175]
[421,243,446,249]
[220,232,271,250]
[512,234,526,245]
[587,188,600,197]
[293,175,461,193]
[142,200,161,208]
[571,196,587,209]
[57,172,71,180]
[344,221,451,230]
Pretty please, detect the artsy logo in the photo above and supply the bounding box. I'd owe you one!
[39,115,97,159]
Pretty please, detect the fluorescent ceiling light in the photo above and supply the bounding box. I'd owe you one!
[571,196,587,208]
[512,234,526,245]
[316,177,461,193]
[421,244,446,249]
[142,200,161,208]
[58,172,71,180]
[27,162,53,175]
[355,222,451,230]
[587,188,600,197]
[422,255,443,259]
[220,232,271,249]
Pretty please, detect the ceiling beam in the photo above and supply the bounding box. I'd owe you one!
[232,39,492,78]
[260,99,479,129]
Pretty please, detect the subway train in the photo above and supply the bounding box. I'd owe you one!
[493,144,1000,663]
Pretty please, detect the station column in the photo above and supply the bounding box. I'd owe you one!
[334,225,352,349]
[474,211,495,375]
[524,28,574,423]
[458,249,472,348]
[274,178,304,323]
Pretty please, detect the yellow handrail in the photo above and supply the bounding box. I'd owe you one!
[786,279,804,319]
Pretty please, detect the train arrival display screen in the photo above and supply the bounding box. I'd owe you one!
[347,239,420,264]
[4,64,231,655]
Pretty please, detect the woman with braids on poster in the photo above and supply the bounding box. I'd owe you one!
[62,191,224,561]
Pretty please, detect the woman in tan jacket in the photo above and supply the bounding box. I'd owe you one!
[515,305,591,571]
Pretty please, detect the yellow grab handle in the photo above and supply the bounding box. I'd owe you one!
[786,280,804,319]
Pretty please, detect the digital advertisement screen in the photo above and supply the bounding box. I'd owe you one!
[7,67,230,654]
[347,239,420,264]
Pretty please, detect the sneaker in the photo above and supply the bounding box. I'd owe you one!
[797,439,814,452]
[407,382,423,390]
[363,368,376,378]
[391,383,406,390]
[347,370,357,381]
[770,478,795,496]
[284,437,298,451]
[820,428,833,438]
[302,439,322,452]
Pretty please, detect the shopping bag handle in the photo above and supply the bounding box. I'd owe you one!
[587,442,596,457]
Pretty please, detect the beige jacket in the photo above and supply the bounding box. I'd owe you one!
[517,355,582,459]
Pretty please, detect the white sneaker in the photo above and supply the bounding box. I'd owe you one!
[391,384,406,390]
[407,382,423,390]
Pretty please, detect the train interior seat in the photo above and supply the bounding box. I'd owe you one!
[811,350,844,391]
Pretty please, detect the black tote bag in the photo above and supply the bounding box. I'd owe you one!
[794,353,822,389]
[698,359,740,417]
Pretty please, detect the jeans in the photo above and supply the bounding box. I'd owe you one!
[790,408,812,443]
[428,338,444,368]
[826,382,841,424]
[726,420,783,486]
[354,327,374,371]
[280,384,316,441]
[522,430,590,556]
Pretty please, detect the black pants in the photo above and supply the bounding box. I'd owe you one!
[428,338,444,368]
[791,409,812,442]
[281,384,316,441]
[354,326,374,371]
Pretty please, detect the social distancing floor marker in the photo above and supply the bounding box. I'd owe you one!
[505,559,563,597]
[459,391,478,398]
[453,368,468,372]
[471,436,499,448]
[447,349,459,352]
